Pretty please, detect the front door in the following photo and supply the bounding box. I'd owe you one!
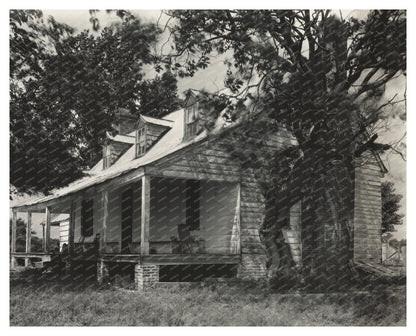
[121,188,133,254]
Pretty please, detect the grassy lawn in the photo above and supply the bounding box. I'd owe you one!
[10,270,406,326]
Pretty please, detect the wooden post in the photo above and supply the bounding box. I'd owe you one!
[25,211,32,267]
[11,210,17,269]
[101,190,109,254]
[68,201,76,256]
[141,175,150,255]
[236,183,241,254]
[44,207,51,253]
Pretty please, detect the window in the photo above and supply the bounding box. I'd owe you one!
[81,199,94,237]
[184,103,199,139]
[103,145,112,169]
[135,126,147,157]
[186,180,200,230]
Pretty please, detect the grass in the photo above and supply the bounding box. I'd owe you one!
[10,269,406,326]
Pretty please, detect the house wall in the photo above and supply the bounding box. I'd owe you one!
[149,177,186,247]
[148,177,237,254]
[146,124,169,150]
[353,151,383,263]
[59,220,69,251]
[146,127,296,279]
[239,168,267,279]
[108,141,131,166]
[199,181,237,254]
[286,201,302,267]
[104,181,142,252]
[74,191,104,243]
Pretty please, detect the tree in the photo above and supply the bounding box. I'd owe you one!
[164,10,406,288]
[10,10,182,195]
[381,181,404,234]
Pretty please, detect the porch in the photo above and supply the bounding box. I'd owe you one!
[11,173,242,287]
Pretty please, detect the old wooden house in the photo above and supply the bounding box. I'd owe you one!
[10,94,387,289]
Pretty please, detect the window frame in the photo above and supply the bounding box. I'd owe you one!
[135,125,147,158]
[184,103,199,139]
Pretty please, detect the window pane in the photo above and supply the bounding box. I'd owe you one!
[139,129,145,142]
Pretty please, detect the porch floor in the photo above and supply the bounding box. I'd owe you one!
[96,253,240,265]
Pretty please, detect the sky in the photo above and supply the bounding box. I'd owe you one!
[10,9,407,240]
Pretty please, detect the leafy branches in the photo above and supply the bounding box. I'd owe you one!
[10,10,182,194]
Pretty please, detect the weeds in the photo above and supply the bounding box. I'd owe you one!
[10,270,406,326]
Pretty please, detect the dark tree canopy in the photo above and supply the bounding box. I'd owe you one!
[164,10,406,286]
[381,181,404,234]
[10,10,182,195]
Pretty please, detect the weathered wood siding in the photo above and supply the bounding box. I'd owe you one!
[149,177,186,247]
[146,124,169,150]
[146,140,242,182]
[353,151,383,262]
[59,220,69,251]
[238,167,267,279]
[199,180,237,254]
[282,201,302,267]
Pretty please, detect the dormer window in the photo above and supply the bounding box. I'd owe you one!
[184,103,199,139]
[136,126,147,157]
[103,145,112,169]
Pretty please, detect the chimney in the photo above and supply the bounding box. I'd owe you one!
[114,108,137,135]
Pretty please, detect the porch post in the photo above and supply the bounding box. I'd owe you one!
[44,206,51,253]
[25,211,32,267]
[11,209,17,269]
[101,190,109,254]
[68,200,75,256]
[236,183,241,254]
[141,175,150,255]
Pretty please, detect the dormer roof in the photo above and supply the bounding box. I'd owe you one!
[105,132,136,145]
[139,115,174,128]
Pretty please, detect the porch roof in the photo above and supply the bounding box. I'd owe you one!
[11,109,218,211]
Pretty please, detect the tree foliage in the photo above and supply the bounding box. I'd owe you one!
[381,181,404,234]
[165,10,406,287]
[10,10,182,195]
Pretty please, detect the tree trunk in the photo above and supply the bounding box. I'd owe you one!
[260,182,299,289]
[300,141,355,291]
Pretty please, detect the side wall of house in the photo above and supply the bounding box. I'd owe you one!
[149,177,186,250]
[238,168,267,279]
[147,142,243,256]
[353,150,383,263]
[59,220,69,251]
[199,181,237,254]
[238,128,297,279]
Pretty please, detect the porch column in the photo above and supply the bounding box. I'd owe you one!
[11,209,17,269]
[25,211,32,267]
[68,200,76,256]
[141,175,150,255]
[101,190,109,254]
[44,206,51,253]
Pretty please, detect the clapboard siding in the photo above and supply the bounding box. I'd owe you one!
[284,201,302,267]
[146,141,242,182]
[238,167,267,279]
[59,221,69,250]
[353,151,383,263]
